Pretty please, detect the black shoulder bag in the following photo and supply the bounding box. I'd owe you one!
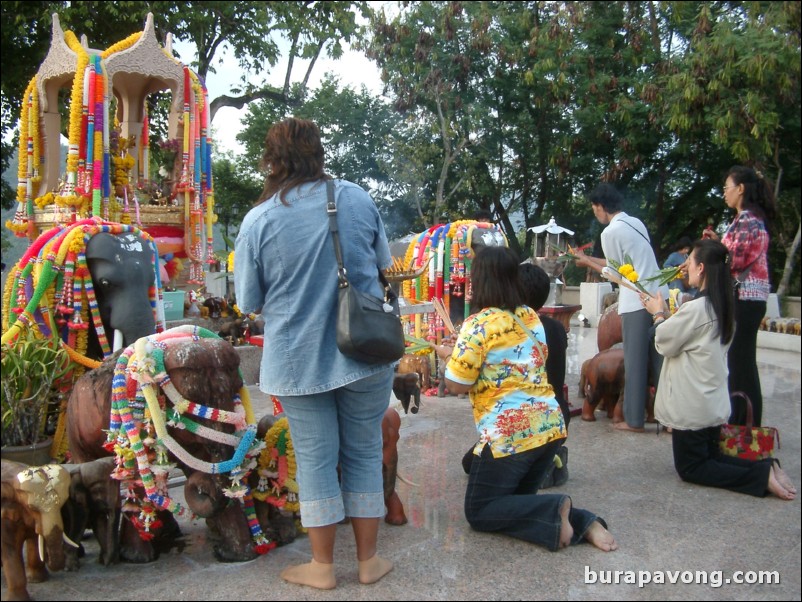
[326,180,405,364]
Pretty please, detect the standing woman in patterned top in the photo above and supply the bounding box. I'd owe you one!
[435,246,617,552]
[708,166,776,427]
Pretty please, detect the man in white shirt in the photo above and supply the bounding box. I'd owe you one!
[576,184,668,431]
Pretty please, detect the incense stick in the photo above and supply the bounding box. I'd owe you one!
[432,297,456,333]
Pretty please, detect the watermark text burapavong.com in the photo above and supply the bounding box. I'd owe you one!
[584,566,780,588]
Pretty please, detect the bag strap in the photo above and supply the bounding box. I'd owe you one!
[325,180,349,288]
[734,256,759,286]
[619,218,651,245]
[326,180,393,294]
[507,310,547,360]
[730,391,755,445]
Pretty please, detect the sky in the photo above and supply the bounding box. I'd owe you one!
[179,12,391,154]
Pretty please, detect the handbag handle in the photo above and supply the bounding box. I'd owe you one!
[728,391,781,450]
[730,391,754,432]
[326,180,394,295]
[731,391,757,446]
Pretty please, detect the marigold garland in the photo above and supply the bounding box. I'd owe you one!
[253,417,300,513]
[104,326,274,553]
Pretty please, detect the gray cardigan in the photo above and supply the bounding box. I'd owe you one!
[653,296,732,430]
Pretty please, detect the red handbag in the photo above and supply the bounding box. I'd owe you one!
[719,392,780,461]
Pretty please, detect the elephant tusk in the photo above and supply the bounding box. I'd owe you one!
[39,534,46,563]
[63,532,80,549]
[113,329,124,352]
[396,473,420,487]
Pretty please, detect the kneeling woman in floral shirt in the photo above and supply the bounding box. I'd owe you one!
[436,246,617,552]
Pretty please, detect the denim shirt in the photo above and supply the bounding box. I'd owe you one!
[235,179,393,395]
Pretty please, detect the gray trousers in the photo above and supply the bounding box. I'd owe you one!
[621,309,663,428]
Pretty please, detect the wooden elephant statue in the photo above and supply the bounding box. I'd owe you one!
[597,302,623,352]
[61,457,120,570]
[397,354,431,391]
[252,408,409,528]
[66,329,269,564]
[579,347,655,423]
[382,407,407,526]
[579,348,626,422]
[1,461,77,601]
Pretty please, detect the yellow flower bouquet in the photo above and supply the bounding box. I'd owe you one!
[604,255,684,298]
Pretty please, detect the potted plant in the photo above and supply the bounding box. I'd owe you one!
[1,329,71,464]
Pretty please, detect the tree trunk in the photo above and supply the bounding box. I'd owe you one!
[776,221,800,298]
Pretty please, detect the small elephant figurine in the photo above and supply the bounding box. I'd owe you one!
[1,460,77,601]
[579,347,655,423]
[397,354,432,390]
[392,372,421,414]
[62,457,121,570]
[382,408,407,526]
[579,348,626,422]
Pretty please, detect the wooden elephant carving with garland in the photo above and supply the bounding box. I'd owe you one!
[66,327,275,564]
[252,406,410,530]
[1,461,78,602]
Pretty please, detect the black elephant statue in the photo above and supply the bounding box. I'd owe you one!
[66,327,274,564]
[2,220,162,460]
[83,230,157,357]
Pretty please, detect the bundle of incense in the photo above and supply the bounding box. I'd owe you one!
[432,297,456,333]
[601,266,653,299]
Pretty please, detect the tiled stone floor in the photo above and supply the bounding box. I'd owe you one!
[3,327,799,601]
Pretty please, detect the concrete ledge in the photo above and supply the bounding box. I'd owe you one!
[757,330,801,353]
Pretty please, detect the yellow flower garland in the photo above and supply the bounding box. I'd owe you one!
[63,30,89,183]
[100,32,142,59]
[254,417,300,513]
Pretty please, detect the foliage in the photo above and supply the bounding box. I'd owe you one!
[1,1,799,293]
[212,153,261,244]
[1,329,71,447]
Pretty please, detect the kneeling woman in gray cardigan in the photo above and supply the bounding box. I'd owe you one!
[641,239,795,500]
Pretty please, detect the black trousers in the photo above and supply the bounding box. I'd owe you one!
[671,426,771,497]
[728,299,766,426]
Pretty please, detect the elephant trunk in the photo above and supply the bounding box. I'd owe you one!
[206,501,258,562]
[37,514,67,572]
[184,472,225,518]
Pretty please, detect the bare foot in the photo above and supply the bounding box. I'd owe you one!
[358,555,393,584]
[280,559,337,590]
[772,464,797,494]
[768,466,796,501]
[768,467,796,500]
[585,520,619,552]
[559,498,574,548]
[612,421,645,433]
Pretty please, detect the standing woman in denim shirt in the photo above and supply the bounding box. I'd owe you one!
[235,118,394,590]
[707,166,776,427]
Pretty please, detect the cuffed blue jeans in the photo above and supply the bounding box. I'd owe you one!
[464,440,601,551]
[278,367,394,528]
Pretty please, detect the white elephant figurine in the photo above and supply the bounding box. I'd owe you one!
[1,460,78,601]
